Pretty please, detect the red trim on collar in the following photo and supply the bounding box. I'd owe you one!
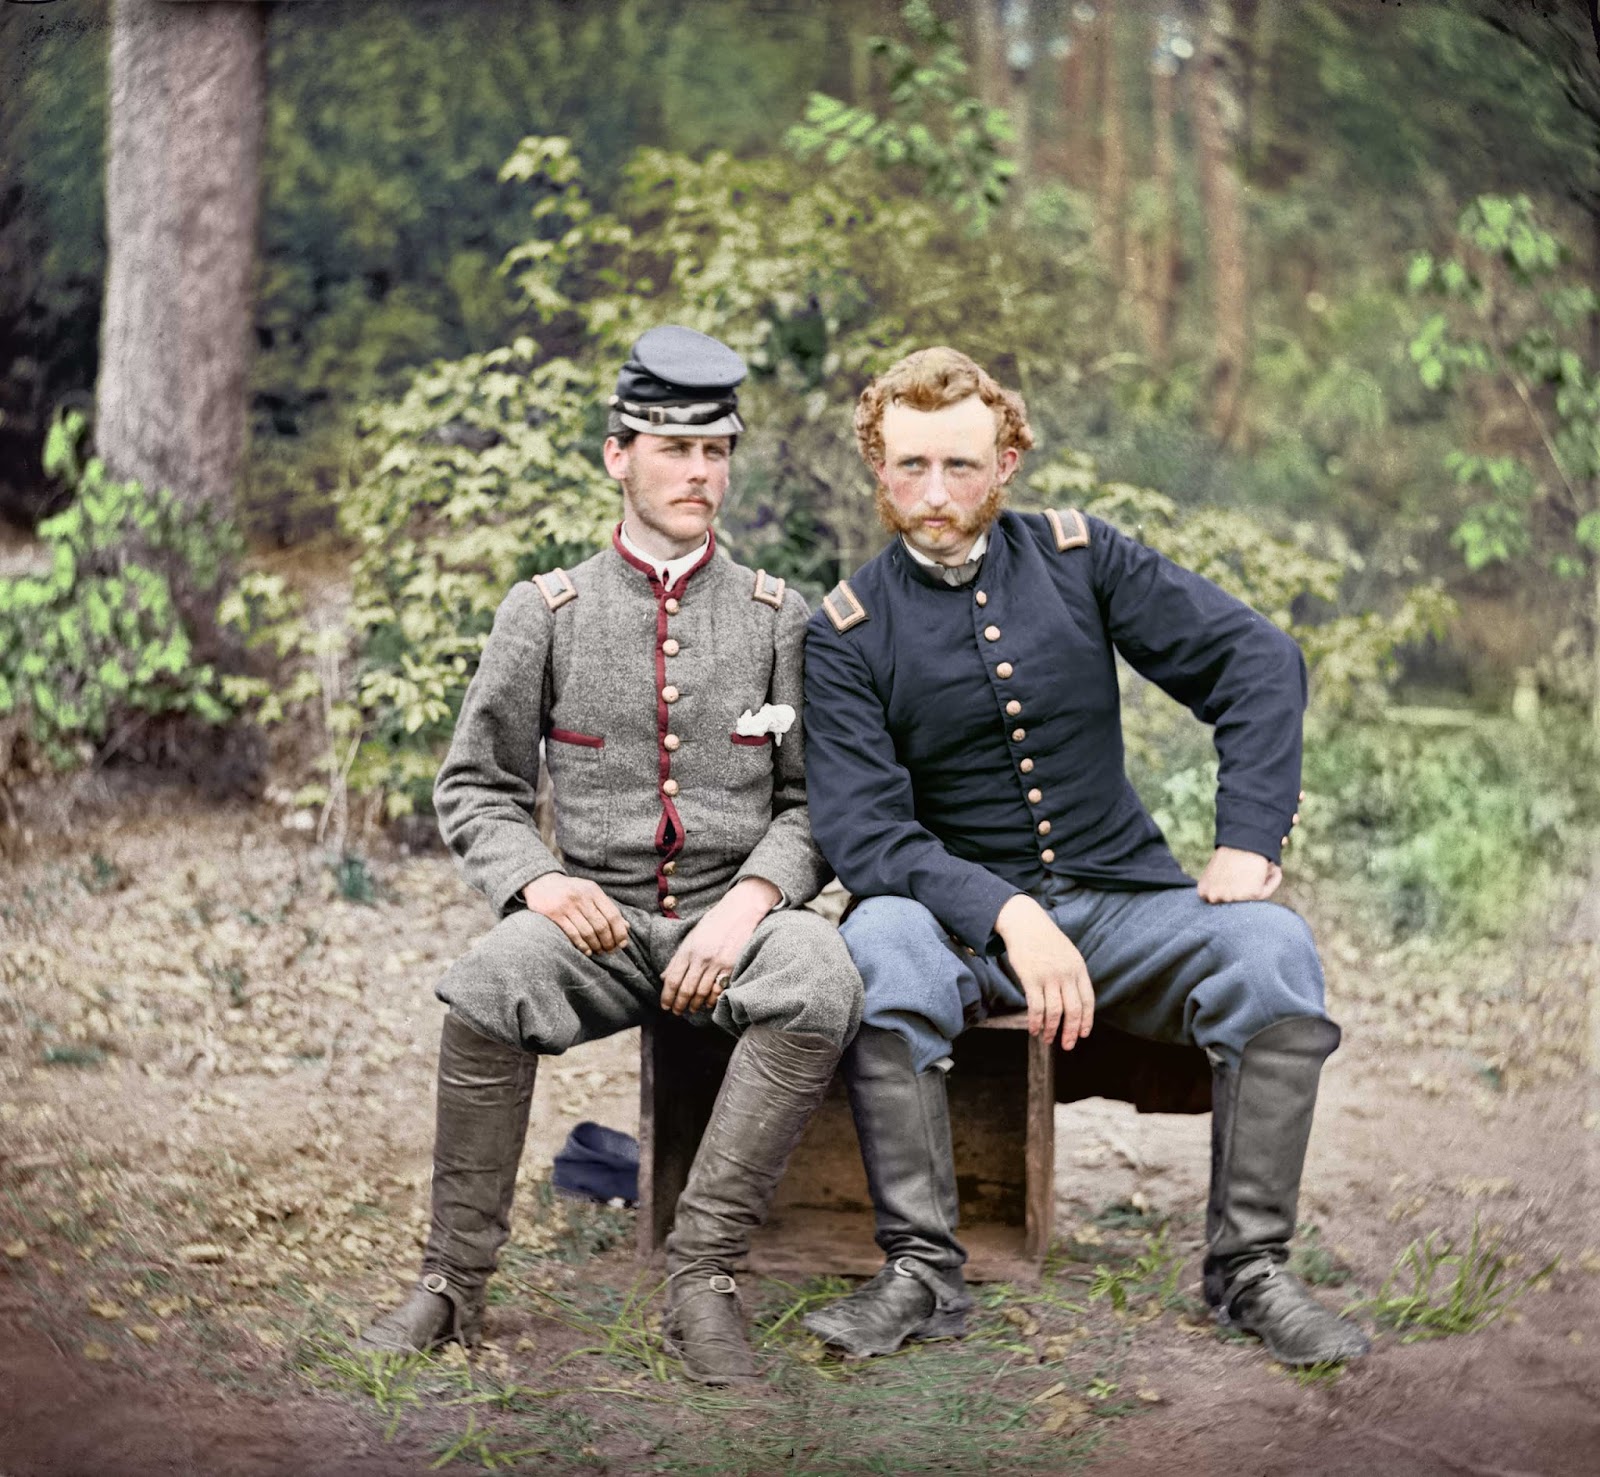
[611,523,717,597]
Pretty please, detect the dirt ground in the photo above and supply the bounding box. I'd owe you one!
[1,795,1596,1476]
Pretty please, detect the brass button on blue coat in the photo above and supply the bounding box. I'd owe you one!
[996,662,1014,679]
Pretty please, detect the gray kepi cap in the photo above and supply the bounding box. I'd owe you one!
[608,325,746,438]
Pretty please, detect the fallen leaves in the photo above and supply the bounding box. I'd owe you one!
[177,1244,229,1265]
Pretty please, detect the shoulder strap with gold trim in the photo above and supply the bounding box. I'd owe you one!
[821,579,868,634]
[1045,507,1090,552]
[751,568,786,610]
[532,568,578,612]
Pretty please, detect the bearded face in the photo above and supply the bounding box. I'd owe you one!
[872,396,1019,564]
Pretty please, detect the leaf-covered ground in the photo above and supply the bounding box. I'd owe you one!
[1,797,1596,1475]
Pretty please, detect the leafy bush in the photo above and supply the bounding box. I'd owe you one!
[0,412,236,772]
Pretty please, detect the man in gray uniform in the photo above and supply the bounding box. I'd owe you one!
[359,327,862,1384]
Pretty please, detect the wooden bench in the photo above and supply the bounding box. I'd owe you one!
[636,1011,1056,1284]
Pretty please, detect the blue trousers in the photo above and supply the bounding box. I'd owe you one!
[840,880,1327,1075]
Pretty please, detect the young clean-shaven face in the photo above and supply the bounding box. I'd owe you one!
[874,395,1019,565]
[603,432,732,560]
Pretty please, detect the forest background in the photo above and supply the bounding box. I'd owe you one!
[1,3,1599,1471]
[2,0,1600,977]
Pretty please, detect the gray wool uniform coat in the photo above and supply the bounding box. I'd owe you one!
[431,533,862,1054]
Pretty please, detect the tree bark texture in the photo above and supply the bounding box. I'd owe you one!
[971,0,1005,112]
[1139,36,1179,371]
[1194,0,1252,449]
[1052,12,1089,191]
[95,0,266,514]
[1095,0,1127,299]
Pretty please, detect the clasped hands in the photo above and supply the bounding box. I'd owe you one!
[996,845,1280,1052]
[521,873,780,1016]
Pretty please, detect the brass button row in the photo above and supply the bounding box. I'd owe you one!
[661,599,682,907]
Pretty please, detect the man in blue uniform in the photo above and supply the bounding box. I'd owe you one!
[800,346,1369,1368]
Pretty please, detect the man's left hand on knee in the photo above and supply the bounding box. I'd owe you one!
[1197,847,1282,905]
[661,877,781,1014]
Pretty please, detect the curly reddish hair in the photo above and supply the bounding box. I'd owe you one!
[853,347,1035,470]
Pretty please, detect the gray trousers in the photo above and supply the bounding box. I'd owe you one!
[437,903,863,1053]
[841,879,1327,1073]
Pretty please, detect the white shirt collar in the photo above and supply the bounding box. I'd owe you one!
[620,523,710,586]
[900,529,988,570]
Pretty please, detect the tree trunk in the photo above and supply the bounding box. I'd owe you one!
[1194,0,1251,448]
[95,0,266,516]
[1590,208,1600,740]
[971,0,1005,113]
[1142,34,1179,370]
[1096,0,1127,300]
[1054,10,1090,191]
[1003,0,1037,186]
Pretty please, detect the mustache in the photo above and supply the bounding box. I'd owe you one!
[874,479,1008,538]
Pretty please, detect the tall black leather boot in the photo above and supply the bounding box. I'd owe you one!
[663,1025,841,1385]
[1205,1015,1370,1366]
[802,1025,971,1359]
[358,1012,537,1353]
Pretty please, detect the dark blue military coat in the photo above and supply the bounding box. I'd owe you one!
[802,508,1307,954]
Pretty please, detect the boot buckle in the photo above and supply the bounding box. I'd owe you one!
[422,1272,449,1295]
[707,1274,737,1295]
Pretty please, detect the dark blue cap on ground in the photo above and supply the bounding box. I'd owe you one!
[609,324,746,436]
[551,1121,640,1207]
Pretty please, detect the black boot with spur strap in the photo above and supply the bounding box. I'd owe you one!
[802,1025,972,1359]
[1205,1016,1370,1367]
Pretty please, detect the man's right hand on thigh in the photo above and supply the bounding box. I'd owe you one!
[523,874,629,956]
[995,894,1094,1050]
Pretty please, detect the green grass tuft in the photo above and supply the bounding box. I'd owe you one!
[1360,1217,1558,1341]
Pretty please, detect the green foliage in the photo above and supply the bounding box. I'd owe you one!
[786,0,1016,232]
[1408,196,1600,612]
[1036,463,1454,717]
[1141,710,1597,940]
[1362,1218,1558,1342]
[276,37,1097,812]
[1306,717,1595,938]
[0,412,238,772]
